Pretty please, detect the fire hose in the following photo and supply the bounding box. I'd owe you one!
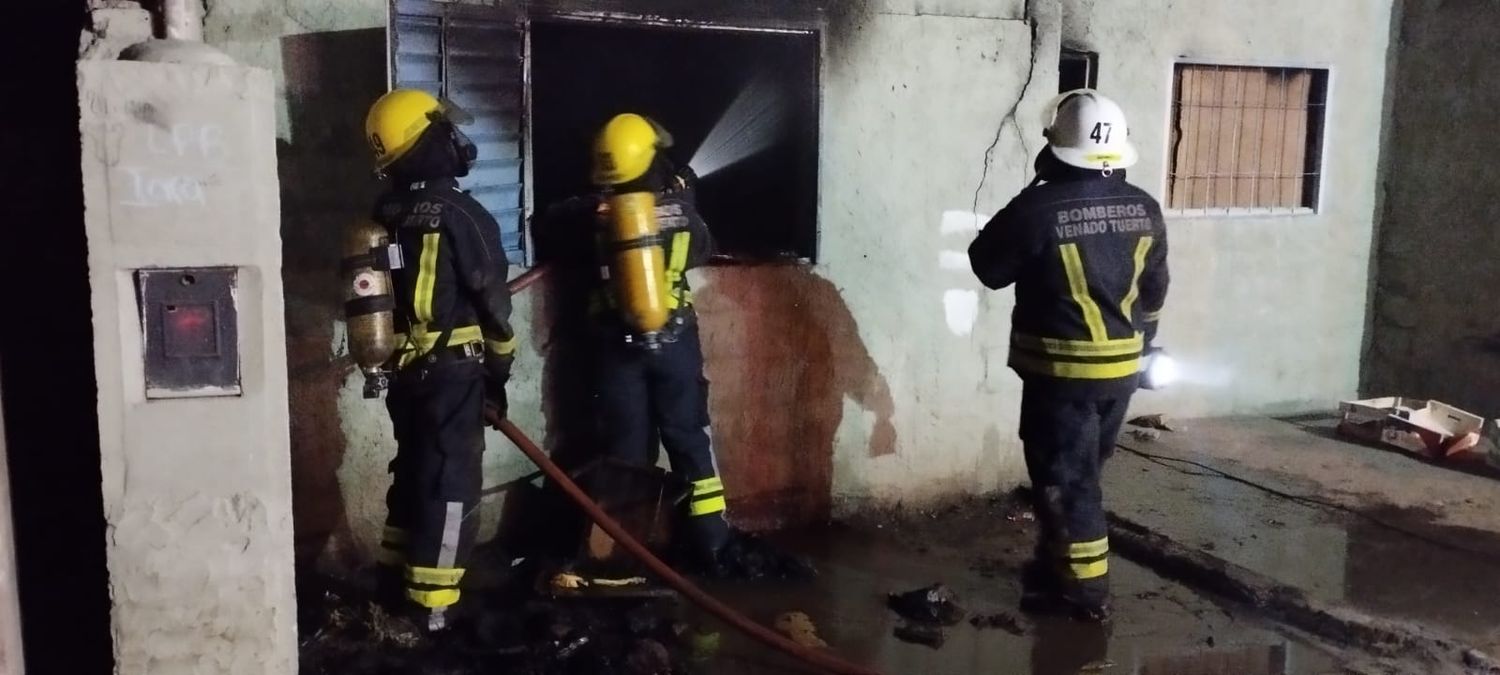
[502,267,880,675]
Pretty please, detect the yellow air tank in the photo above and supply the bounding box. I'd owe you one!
[605,190,670,336]
[342,218,398,397]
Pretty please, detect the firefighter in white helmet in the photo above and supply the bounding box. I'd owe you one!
[968,90,1169,622]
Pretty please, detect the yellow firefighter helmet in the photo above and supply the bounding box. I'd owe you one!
[592,113,674,186]
[364,89,472,169]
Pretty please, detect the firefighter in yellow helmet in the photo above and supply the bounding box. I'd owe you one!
[592,113,731,572]
[362,88,518,632]
[969,90,1169,622]
[538,113,811,579]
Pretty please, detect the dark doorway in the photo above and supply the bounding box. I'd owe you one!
[1,3,114,674]
[530,20,820,263]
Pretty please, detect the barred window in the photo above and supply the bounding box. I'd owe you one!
[1168,64,1329,213]
[1059,49,1098,92]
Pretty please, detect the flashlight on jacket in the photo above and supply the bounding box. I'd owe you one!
[1140,347,1178,390]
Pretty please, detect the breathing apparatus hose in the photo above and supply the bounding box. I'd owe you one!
[498,267,881,675]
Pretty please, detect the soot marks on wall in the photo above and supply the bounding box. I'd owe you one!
[529,20,820,261]
[697,267,895,529]
[279,28,387,569]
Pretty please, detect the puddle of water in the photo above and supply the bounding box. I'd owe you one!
[1136,643,1290,674]
[1343,505,1500,645]
[692,524,1338,675]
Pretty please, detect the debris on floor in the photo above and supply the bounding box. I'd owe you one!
[772,611,828,648]
[968,611,1026,636]
[887,583,966,625]
[1128,414,1176,431]
[892,621,947,649]
[623,639,672,675]
[298,568,702,675]
[970,556,1011,579]
[712,531,819,580]
[1127,428,1162,443]
[887,583,967,650]
[549,572,649,590]
[1336,396,1491,465]
[1463,648,1500,675]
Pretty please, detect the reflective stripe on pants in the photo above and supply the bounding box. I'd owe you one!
[1019,387,1130,605]
[385,357,484,615]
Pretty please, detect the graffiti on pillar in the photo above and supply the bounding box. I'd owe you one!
[89,90,231,210]
[117,122,226,209]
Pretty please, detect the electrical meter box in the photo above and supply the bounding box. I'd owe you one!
[137,267,240,398]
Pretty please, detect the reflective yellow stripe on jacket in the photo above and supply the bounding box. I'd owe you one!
[1119,236,1154,321]
[1059,243,1107,341]
[1009,332,1143,380]
[487,336,518,357]
[393,324,483,368]
[1009,241,1147,381]
[413,232,441,323]
[664,230,692,310]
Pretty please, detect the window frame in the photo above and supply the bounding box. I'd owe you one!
[387,0,532,265]
[524,11,825,265]
[1059,48,1099,92]
[387,2,827,266]
[1160,58,1335,219]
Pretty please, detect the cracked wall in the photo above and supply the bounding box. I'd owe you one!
[1062,0,1395,415]
[1363,0,1500,416]
[814,0,1054,510]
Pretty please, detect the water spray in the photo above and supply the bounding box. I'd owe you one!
[689,71,791,178]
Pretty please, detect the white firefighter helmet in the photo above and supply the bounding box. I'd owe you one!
[1042,89,1138,171]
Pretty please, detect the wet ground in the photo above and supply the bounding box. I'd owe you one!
[1110,414,1500,657]
[698,498,1346,674]
[300,493,1352,674]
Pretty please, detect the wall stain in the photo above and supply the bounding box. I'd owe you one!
[278,28,387,570]
[697,265,894,530]
[531,215,893,533]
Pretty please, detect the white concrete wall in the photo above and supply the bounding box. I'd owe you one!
[79,61,296,674]
[0,359,23,675]
[1061,0,1394,416]
[814,0,1056,506]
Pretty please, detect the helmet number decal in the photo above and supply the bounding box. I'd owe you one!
[370,133,387,156]
[1089,123,1114,144]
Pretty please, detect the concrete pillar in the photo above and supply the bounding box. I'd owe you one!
[0,358,25,675]
[78,61,296,674]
